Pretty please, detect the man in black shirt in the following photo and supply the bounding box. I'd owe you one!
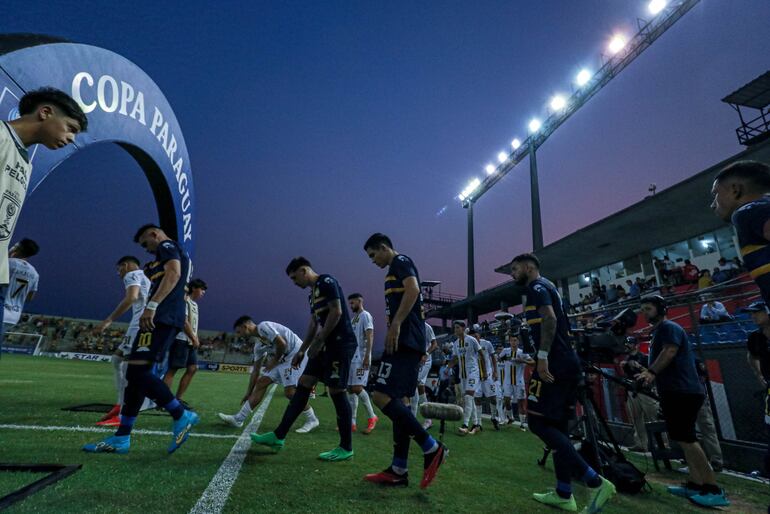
[252,257,356,461]
[741,300,770,477]
[362,233,446,490]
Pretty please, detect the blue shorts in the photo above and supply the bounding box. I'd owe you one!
[168,339,198,369]
[527,371,578,422]
[128,323,180,363]
[374,346,422,399]
[303,345,354,389]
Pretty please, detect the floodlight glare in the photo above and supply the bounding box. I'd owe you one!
[528,118,542,133]
[608,34,627,55]
[511,138,521,150]
[576,68,591,86]
[497,152,507,164]
[550,94,567,111]
[459,177,482,201]
[648,0,667,15]
[485,163,496,174]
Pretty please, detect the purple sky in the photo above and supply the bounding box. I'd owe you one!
[9,1,770,350]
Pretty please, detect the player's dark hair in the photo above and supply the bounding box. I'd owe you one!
[133,223,161,242]
[233,315,252,329]
[14,238,39,258]
[511,253,540,269]
[18,87,88,132]
[452,320,466,328]
[363,233,393,251]
[285,256,312,275]
[116,255,140,267]
[188,278,208,290]
[348,293,363,300]
[715,160,770,192]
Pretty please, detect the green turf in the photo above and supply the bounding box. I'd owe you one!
[0,354,767,513]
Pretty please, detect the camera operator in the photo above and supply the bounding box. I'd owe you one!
[636,295,728,507]
[742,301,770,478]
[619,338,659,452]
[510,253,615,513]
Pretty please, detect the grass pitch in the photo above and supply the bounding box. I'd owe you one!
[0,354,767,513]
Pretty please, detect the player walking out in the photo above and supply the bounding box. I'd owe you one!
[347,293,378,434]
[362,233,447,489]
[84,224,196,454]
[448,321,481,434]
[252,257,356,461]
[411,322,438,429]
[1,239,40,334]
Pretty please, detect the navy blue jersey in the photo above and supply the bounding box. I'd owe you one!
[524,277,580,379]
[309,274,356,349]
[649,320,703,395]
[733,197,770,303]
[385,254,426,353]
[144,239,191,329]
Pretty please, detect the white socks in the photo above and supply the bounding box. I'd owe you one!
[410,392,419,417]
[234,401,253,423]
[304,406,317,422]
[496,397,505,420]
[111,355,127,405]
[519,413,527,425]
[358,391,375,419]
[474,402,482,426]
[348,393,359,423]
[463,395,474,426]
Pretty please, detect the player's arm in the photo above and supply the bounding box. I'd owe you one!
[363,327,374,369]
[310,299,342,356]
[747,352,766,388]
[141,259,181,331]
[639,344,679,386]
[183,318,199,348]
[537,304,558,383]
[96,285,140,333]
[491,350,498,381]
[294,316,319,367]
[386,276,420,354]
[265,335,287,371]
[428,338,438,354]
[244,356,264,402]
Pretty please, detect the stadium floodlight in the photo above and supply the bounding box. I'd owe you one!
[459,177,482,201]
[528,118,542,133]
[576,68,592,87]
[511,138,521,150]
[549,94,567,112]
[608,34,627,55]
[497,152,507,164]
[485,163,496,175]
[648,0,667,15]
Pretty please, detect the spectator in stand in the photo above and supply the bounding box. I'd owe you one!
[671,258,685,286]
[682,260,700,284]
[627,279,640,298]
[718,258,739,281]
[699,296,733,324]
[712,267,729,284]
[698,270,714,290]
[654,257,667,283]
[731,257,744,272]
[605,284,618,304]
[616,286,627,303]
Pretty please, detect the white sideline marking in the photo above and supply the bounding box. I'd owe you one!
[0,423,239,440]
[189,385,277,514]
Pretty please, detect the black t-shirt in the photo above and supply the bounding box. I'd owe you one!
[384,254,426,353]
[308,274,356,350]
[143,240,190,329]
[649,320,702,395]
[747,329,770,380]
[524,277,580,379]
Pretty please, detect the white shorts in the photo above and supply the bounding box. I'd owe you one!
[118,327,140,355]
[475,378,498,398]
[348,356,370,387]
[263,353,306,388]
[417,357,432,386]
[512,384,526,401]
[460,374,480,395]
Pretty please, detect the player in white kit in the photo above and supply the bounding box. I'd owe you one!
[499,331,534,430]
[94,256,151,426]
[218,317,319,432]
[412,322,438,428]
[347,294,378,434]
[469,326,500,431]
[1,239,40,332]
[448,320,482,435]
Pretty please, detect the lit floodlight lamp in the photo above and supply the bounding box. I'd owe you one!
[511,138,521,150]
[459,177,482,201]
[550,94,567,111]
[648,0,667,15]
[485,163,496,175]
[608,34,627,55]
[576,68,592,87]
[528,118,542,133]
[497,152,507,164]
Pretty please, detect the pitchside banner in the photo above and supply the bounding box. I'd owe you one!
[0,35,195,256]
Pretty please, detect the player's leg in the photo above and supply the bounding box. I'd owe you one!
[348,385,360,426]
[219,375,273,427]
[460,378,475,433]
[286,354,320,434]
[472,387,483,432]
[175,347,198,401]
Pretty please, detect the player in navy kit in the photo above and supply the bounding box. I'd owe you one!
[511,253,615,513]
[83,224,196,455]
[363,233,446,489]
[252,257,356,461]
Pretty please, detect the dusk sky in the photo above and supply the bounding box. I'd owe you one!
[8,1,770,349]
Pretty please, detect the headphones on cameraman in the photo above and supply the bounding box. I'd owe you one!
[642,294,667,316]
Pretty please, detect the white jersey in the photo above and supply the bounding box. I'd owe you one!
[478,338,495,380]
[175,298,200,343]
[124,270,151,332]
[351,309,374,356]
[0,123,32,285]
[452,335,480,379]
[424,323,436,356]
[2,258,38,325]
[499,347,527,387]
[254,321,302,362]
